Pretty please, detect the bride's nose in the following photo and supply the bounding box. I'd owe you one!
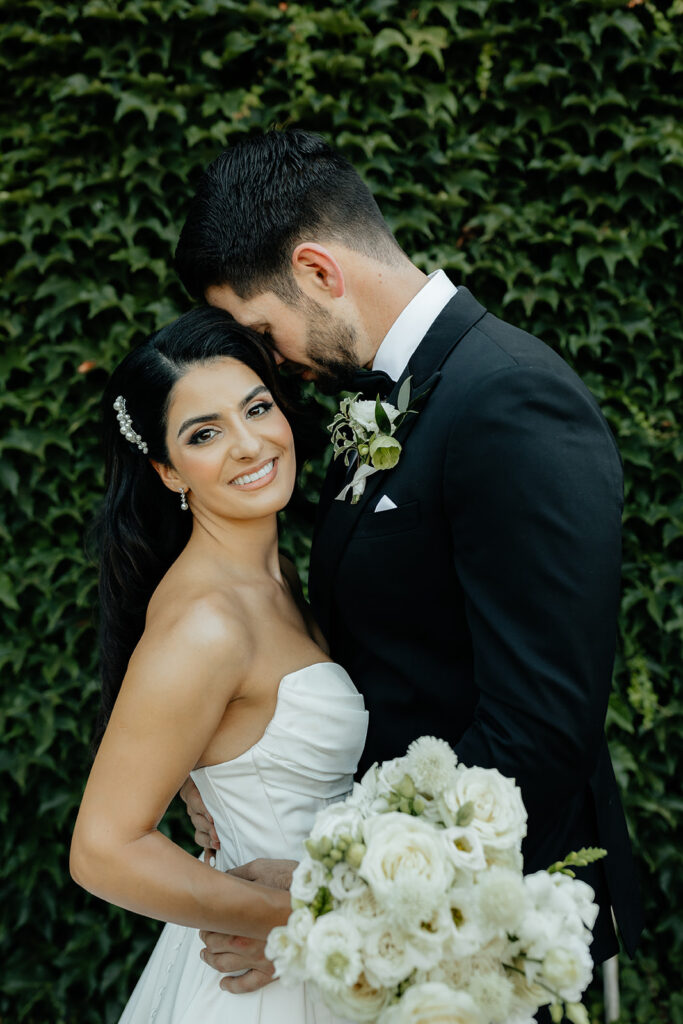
[228,421,262,461]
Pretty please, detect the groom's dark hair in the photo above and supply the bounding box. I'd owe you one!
[175,129,404,303]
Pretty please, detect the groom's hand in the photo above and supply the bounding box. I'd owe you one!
[229,857,298,890]
[200,859,298,993]
[179,776,220,855]
[199,931,276,993]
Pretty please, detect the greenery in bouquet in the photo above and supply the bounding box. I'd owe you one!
[266,737,606,1024]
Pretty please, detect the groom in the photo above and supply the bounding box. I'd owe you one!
[174,130,642,993]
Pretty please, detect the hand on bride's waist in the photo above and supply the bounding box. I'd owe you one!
[199,858,298,994]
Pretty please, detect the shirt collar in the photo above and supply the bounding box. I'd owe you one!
[371,269,457,381]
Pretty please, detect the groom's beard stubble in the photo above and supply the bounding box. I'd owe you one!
[298,299,362,395]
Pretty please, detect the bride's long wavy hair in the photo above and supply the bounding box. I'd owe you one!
[94,306,307,749]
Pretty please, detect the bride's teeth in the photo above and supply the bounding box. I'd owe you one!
[232,460,274,486]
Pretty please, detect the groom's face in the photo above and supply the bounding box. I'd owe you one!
[206,283,362,394]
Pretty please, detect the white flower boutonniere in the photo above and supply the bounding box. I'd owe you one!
[329,377,414,504]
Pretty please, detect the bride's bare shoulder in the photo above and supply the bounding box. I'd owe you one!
[140,573,253,678]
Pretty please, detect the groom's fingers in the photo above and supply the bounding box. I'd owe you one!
[229,858,298,889]
[179,777,220,851]
[219,968,275,993]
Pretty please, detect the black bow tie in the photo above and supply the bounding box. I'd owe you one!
[347,368,395,400]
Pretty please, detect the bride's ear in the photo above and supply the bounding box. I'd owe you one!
[150,460,187,496]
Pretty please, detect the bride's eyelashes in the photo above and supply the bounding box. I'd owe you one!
[186,401,275,445]
[246,400,274,419]
[188,427,220,446]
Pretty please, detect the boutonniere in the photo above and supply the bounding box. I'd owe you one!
[329,377,416,504]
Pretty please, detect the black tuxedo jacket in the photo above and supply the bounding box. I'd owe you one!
[309,286,642,962]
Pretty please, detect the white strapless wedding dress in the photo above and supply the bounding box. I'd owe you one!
[119,663,368,1024]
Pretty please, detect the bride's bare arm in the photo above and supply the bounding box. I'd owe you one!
[70,598,290,941]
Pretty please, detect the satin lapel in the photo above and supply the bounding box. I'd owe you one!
[309,286,487,639]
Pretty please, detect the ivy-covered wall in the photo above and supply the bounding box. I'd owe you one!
[1,1,681,1021]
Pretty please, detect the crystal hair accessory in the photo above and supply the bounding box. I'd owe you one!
[113,396,148,454]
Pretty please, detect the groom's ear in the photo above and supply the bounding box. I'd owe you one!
[291,243,345,299]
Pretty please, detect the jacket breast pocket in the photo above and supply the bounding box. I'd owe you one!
[352,499,421,540]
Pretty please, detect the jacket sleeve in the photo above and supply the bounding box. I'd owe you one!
[445,363,623,819]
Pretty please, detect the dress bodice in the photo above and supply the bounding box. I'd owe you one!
[190,662,368,870]
[119,663,366,1023]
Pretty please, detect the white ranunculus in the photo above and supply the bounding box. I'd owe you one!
[541,937,593,1003]
[404,735,459,796]
[329,860,367,901]
[378,982,485,1024]
[310,801,364,845]
[363,921,416,987]
[348,398,400,435]
[360,813,454,927]
[476,866,527,932]
[305,913,363,994]
[319,970,391,1022]
[443,824,487,873]
[290,856,327,904]
[442,765,527,850]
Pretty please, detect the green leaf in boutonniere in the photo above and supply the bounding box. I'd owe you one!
[328,377,420,504]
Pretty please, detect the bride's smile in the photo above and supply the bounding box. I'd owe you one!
[158,356,296,521]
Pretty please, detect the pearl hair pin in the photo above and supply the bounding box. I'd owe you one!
[113,396,148,454]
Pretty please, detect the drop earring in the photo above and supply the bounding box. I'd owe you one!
[179,488,189,511]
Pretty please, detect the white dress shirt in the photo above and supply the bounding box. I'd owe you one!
[372,269,457,381]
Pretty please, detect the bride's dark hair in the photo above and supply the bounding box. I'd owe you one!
[94,306,303,749]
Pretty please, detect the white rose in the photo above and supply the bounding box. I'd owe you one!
[405,735,459,796]
[329,860,367,901]
[310,801,364,845]
[379,983,485,1024]
[319,970,391,1022]
[541,938,593,1002]
[442,765,527,850]
[376,755,410,795]
[306,912,363,994]
[349,398,400,434]
[360,813,454,927]
[363,921,416,987]
[290,856,327,904]
[341,885,381,934]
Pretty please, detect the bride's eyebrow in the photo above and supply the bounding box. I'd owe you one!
[176,387,271,438]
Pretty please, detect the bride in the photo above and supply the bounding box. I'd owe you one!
[70,306,368,1022]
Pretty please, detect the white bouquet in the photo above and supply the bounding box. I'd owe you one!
[266,736,605,1024]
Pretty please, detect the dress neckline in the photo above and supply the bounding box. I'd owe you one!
[191,661,339,774]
